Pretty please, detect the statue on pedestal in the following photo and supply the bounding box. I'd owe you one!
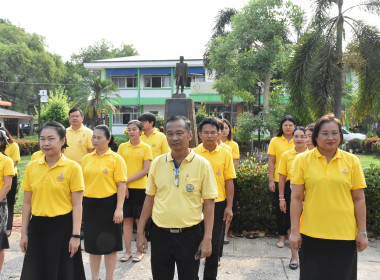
[174,56,188,97]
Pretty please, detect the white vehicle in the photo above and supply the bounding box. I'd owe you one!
[342,128,366,142]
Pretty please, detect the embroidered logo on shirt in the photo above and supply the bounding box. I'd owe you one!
[152,144,156,148]
[79,140,82,144]
[83,134,86,137]
[103,168,109,175]
[57,173,64,182]
[342,167,349,176]
[186,184,194,193]
[137,151,143,155]
[216,169,222,176]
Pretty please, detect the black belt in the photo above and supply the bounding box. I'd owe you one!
[154,222,200,234]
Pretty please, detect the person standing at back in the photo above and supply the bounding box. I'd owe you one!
[65,107,94,164]
[138,113,170,159]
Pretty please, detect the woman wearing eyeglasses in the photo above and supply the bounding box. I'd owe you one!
[290,114,368,280]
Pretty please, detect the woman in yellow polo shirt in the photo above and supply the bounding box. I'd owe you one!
[0,130,15,274]
[305,123,315,150]
[20,121,85,280]
[277,126,307,270]
[117,120,152,262]
[290,114,368,279]
[0,127,20,237]
[268,115,296,248]
[81,125,127,280]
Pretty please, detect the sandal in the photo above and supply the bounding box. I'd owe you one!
[276,241,285,248]
[289,260,298,270]
[132,254,144,262]
[120,253,132,262]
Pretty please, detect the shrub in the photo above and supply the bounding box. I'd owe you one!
[155,115,165,132]
[112,136,129,152]
[364,165,380,235]
[40,87,71,127]
[364,138,380,153]
[347,139,363,153]
[16,140,39,156]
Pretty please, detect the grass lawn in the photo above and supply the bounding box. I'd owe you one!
[356,154,380,168]
[14,155,31,215]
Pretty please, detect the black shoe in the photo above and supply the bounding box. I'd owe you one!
[289,260,298,270]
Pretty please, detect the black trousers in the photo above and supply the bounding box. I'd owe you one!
[273,181,291,236]
[195,200,226,280]
[150,222,202,280]
[6,175,17,231]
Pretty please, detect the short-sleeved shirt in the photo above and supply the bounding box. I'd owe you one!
[31,150,45,161]
[5,142,20,174]
[193,144,236,203]
[21,155,84,217]
[277,148,304,181]
[117,141,153,189]
[224,140,240,160]
[268,135,294,182]
[81,149,127,198]
[140,129,170,159]
[291,148,366,240]
[65,125,94,163]
[218,141,232,154]
[146,150,218,228]
[0,153,15,190]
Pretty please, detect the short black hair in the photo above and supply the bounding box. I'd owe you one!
[306,123,315,133]
[165,115,191,131]
[312,114,343,147]
[222,119,232,141]
[69,107,83,116]
[293,126,306,136]
[138,112,156,126]
[276,115,297,137]
[199,117,219,132]
[39,121,68,149]
[0,130,8,153]
[94,125,115,147]
[128,120,143,131]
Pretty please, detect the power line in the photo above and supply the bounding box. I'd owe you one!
[0,80,76,86]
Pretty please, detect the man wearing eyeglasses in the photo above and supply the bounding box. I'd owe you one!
[193,117,236,280]
[136,115,218,280]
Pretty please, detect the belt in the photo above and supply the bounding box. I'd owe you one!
[155,222,200,234]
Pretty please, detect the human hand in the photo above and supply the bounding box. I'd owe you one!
[279,200,286,213]
[125,188,129,199]
[223,207,233,224]
[69,237,80,258]
[289,231,302,251]
[198,239,212,259]
[113,208,123,224]
[20,234,28,254]
[136,232,148,254]
[269,181,276,192]
[356,233,368,252]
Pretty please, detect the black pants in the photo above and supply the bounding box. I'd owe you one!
[6,175,17,231]
[273,181,291,236]
[150,222,202,280]
[195,200,226,280]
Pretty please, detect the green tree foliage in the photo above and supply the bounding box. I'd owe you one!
[0,19,66,112]
[205,0,304,111]
[286,0,380,121]
[40,87,71,127]
[75,76,120,129]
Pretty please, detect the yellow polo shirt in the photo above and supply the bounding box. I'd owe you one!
[81,149,127,198]
[268,135,294,182]
[224,140,240,159]
[291,148,366,240]
[22,155,84,217]
[31,150,45,161]
[65,125,94,163]
[117,141,153,189]
[278,148,304,181]
[5,142,20,175]
[218,141,232,154]
[193,143,236,203]
[146,150,218,228]
[140,129,170,159]
[0,153,15,190]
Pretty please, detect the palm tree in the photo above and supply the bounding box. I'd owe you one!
[76,75,120,128]
[287,0,380,121]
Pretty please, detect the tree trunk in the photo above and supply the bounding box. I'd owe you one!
[334,0,344,120]
[263,72,271,111]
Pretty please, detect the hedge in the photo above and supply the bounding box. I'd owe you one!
[231,161,380,236]
[15,140,39,156]
[347,138,380,155]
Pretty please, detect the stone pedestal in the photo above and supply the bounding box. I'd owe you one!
[165,98,198,148]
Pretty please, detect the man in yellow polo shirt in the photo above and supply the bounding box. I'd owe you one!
[193,117,236,280]
[64,107,94,163]
[138,112,170,159]
[136,115,218,280]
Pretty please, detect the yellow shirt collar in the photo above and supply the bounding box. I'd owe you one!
[166,150,196,163]
[38,154,67,166]
[67,125,85,132]
[314,147,343,159]
[200,143,220,153]
[281,135,294,144]
[89,148,112,158]
[126,141,143,148]
[142,129,158,137]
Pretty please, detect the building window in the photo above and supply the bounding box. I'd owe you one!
[209,104,238,124]
[112,106,140,124]
[143,76,171,88]
[186,74,206,87]
[110,76,137,88]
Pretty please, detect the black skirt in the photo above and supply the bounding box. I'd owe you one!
[0,198,9,250]
[299,234,357,280]
[83,193,123,255]
[123,188,146,219]
[273,181,291,236]
[20,212,85,280]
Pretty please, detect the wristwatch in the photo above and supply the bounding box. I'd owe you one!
[358,231,367,236]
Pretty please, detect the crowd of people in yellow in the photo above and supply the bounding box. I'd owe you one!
[0,108,368,280]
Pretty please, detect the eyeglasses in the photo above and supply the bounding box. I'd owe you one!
[318,131,341,138]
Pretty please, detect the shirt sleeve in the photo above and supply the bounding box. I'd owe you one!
[267,137,276,156]
[161,134,170,154]
[232,142,240,159]
[351,156,366,190]
[9,143,21,162]
[223,152,236,180]
[290,155,304,185]
[144,145,153,161]
[21,163,32,191]
[69,163,85,192]
[201,160,218,199]
[87,130,94,150]
[3,158,15,177]
[146,157,159,195]
[277,153,287,176]
[114,155,128,183]
[116,144,123,157]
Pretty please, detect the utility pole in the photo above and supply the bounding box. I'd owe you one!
[38,90,47,130]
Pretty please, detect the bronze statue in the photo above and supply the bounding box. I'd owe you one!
[175,56,188,95]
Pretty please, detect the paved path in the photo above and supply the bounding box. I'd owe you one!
[3,230,380,279]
